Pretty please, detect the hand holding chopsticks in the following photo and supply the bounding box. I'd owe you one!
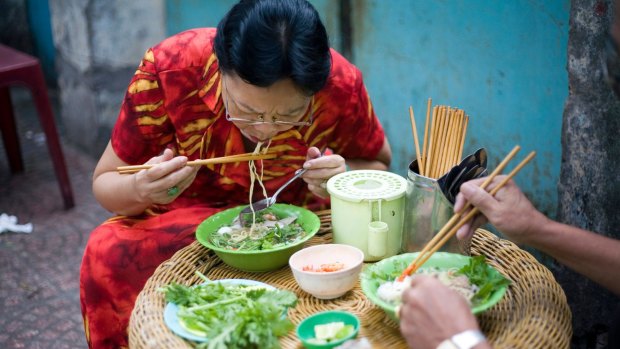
[116,152,276,174]
[397,145,536,281]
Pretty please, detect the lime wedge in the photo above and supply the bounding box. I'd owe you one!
[334,324,354,340]
[314,322,345,340]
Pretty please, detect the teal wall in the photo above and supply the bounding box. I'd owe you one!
[353,1,569,217]
[26,0,57,84]
[166,0,341,46]
[166,0,569,218]
[166,0,233,33]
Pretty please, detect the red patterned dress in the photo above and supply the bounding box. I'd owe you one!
[80,28,385,348]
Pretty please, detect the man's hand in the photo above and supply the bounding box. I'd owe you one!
[399,276,482,349]
[454,176,549,243]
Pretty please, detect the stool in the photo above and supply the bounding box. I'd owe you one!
[0,44,74,209]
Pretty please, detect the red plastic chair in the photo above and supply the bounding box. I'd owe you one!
[0,44,74,209]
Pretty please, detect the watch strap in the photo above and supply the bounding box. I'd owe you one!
[436,330,486,349]
[437,338,458,349]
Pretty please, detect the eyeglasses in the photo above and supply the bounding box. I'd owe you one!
[603,32,620,98]
[223,77,314,127]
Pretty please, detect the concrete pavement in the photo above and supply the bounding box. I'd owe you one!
[0,88,111,349]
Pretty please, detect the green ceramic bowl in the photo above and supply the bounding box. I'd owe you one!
[360,252,508,321]
[296,310,360,349]
[196,204,320,272]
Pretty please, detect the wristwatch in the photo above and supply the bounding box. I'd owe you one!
[436,330,487,349]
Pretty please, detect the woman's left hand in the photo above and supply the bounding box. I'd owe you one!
[302,147,346,198]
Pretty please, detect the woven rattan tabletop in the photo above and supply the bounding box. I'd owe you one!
[129,210,572,349]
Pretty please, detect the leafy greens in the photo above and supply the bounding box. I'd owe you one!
[161,278,297,349]
[458,255,511,305]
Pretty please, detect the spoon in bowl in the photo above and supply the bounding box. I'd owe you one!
[238,168,308,224]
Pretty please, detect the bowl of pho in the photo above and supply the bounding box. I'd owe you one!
[360,252,510,321]
[196,203,320,272]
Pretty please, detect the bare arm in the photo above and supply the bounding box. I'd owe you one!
[522,219,620,295]
[346,135,392,171]
[455,176,620,296]
[93,142,198,216]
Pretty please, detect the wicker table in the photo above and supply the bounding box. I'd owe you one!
[129,210,572,349]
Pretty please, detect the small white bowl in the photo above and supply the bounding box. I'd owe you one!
[289,244,364,299]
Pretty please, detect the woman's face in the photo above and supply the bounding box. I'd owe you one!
[222,73,313,143]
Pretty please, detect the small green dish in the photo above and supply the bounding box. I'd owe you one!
[296,310,360,349]
[195,203,320,272]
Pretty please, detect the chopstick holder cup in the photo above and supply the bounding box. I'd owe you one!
[401,158,471,256]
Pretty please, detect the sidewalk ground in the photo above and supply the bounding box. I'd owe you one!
[0,88,111,349]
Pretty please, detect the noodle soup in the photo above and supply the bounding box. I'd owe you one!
[376,267,479,306]
[360,252,510,320]
[195,204,320,272]
[209,210,308,251]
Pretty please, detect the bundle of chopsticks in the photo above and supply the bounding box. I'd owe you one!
[116,152,276,174]
[397,145,536,281]
[409,98,469,179]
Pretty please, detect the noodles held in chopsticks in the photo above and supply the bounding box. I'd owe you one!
[247,141,271,231]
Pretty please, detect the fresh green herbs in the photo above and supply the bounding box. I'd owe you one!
[161,279,298,349]
[208,210,307,251]
[368,258,411,282]
[458,255,511,305]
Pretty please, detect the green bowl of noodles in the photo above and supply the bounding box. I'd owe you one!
[196,204,320,272]
[360,252,510,321]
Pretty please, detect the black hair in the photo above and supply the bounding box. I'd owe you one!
[214,0,331,96]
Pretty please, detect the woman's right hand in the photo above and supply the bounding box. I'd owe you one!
[133,148,199,205]
[93,142,200,216]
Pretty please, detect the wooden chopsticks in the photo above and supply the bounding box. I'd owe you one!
[116,152,277,174]
[397,145,536,281]
[409,106,423,173]
[409,98,470,178]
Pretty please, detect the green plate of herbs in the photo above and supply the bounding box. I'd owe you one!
[162,277,297,347]
[196,204,320,272]
[360,252,510,321]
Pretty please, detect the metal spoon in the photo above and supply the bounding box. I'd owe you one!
[447,166,474,203]
[439,165,466,201]
[475,148,488,169]
[448,165,488,203]
[238,168,307,224]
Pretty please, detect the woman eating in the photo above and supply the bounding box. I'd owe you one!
[80,0,391,348]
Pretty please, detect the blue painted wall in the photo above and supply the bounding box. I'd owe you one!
[26,0,57,84]
[166,0,341,48]
[166,0,233,33]
[353,1,569,217]
[166,0,569,217]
